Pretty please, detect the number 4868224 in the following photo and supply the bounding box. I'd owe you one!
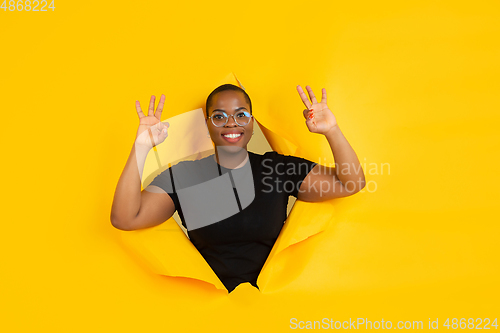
[443,318,498,329]
[1,0,55,11]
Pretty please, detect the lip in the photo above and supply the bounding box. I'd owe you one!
[221,131,243,143]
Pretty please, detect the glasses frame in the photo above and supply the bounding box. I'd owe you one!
[208,110,253,127]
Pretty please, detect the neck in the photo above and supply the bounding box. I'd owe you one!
[213,146,249,169]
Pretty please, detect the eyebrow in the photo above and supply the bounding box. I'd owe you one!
[212,107,248,113]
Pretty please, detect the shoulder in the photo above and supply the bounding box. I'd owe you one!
[248,151,282,169]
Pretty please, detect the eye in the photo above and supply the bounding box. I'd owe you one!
[236,111,250,118]
[213,113,225,120]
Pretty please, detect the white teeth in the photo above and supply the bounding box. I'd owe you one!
[223,133,241,139]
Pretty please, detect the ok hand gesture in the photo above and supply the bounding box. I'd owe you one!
[296,85,338,135]
[135,94,170,150]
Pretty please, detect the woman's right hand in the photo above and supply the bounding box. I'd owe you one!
[135,94,170,150]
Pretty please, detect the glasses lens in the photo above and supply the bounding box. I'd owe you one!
[211,112,227,127]
[234,111,251,126]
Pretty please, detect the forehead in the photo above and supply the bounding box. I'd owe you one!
[211,90,248,109]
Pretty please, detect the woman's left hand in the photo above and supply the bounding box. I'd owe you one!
[296,85,338,135]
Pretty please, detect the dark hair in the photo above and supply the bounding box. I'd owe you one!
[205,84,252,118]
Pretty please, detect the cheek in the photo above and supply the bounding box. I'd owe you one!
[209,128,222,140]
[244,129,253,142]
[247,124,254,135]
[206,124,217,134]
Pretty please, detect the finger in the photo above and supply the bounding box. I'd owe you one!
[153,121,167,131]
[149,124,168,145]
[152,122,170,138]
[148,95,156,117]
[158,123,169,142]
[161,128,169,139]
[305,117,316,132]
[161,124,169,135]
[135,100,146,119]
[155,94,166,121]
[303,107,316,119]
[161,122,170,132]
[321,88,327,104]
[303,108,313,119]
[296,85,312,109]
[156,124,168,138]
[306,85,318,104]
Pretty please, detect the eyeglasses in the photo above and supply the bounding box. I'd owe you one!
[208,110,253,127]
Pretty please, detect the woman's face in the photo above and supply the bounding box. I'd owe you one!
[206,90,254,153]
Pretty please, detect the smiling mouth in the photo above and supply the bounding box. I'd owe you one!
[222,133,243,142]
[223,133,241,139]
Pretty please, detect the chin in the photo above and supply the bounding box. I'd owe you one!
[215,145,247,154]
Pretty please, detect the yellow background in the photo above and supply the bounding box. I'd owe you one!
[1,0,499,331]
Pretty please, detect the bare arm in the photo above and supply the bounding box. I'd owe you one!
[295,85,366,201]
[110,144,175,230]
[110,95,173,231]
[298,125,366,201]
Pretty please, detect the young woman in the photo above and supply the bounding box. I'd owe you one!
[110,84,366,292]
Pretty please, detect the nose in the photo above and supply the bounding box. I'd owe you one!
[224,114,238,127]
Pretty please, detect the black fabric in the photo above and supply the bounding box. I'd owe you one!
[148,151,317,292]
